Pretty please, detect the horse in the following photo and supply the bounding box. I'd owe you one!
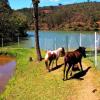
[44,47,65,72]
[63,47,86,81]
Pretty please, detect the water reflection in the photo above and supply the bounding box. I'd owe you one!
[0,56,16,93]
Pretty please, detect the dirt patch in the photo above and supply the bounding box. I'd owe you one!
[50,59,100,100]
[75,63,99,100]
[0,55,15,65]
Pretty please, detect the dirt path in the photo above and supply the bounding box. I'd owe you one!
[76,63,100,100]
[49,58,100,100]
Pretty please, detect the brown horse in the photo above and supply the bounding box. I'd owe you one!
[45,47,65,72]
[63,47,86,80]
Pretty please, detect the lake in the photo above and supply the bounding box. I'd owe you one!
[4,31,100,50]
[20,31,100,50]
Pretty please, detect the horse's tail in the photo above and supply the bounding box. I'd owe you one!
[45,60,48,68]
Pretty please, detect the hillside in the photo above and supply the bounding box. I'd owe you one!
[18,2,100,31]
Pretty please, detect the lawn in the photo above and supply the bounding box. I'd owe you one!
[0,48,100,100]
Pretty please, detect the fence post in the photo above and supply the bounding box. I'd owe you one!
[2,37,3,48]
[80,33,82,46]
[18,36,19,47]
[55,37,56,50]
[66,35,69,52]
[95,32,97,67]
[45,38,46,50]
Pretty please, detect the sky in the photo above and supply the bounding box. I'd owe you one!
[9,0,100,10]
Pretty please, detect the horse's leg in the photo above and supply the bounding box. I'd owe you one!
[51,60,54,69]
[63,61,67,81]
[66,64,71,80]
[70,64,74,76]
[45,60,50,72]
[49,60,52,67]
[56,58,58,67]
[79,60,83,71]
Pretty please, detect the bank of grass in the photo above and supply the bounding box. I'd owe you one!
[0,48,100,100]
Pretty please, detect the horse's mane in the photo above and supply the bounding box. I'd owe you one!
[75,47,84,52]
[75,48,80,52]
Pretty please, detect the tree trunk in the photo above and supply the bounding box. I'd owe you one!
[33,1,42,61]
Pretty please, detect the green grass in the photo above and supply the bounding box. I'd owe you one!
[87,54,100,69]
[0,48,100,100]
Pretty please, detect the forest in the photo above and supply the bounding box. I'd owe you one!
[0,0,28,45]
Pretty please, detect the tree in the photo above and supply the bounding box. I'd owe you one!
[0,0,28,45]
[87,0,90,2]
[32,0,42,61]
[58,3,62,6]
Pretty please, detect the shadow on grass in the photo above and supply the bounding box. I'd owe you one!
[51,63,64,71]
[69,66,91,80]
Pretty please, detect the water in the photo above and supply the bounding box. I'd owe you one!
[4,31,100,50]
[0,56,16,93]
[26,31,100,50]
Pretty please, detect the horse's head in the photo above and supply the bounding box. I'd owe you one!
[59,47,65,57]
[78,47,86,58]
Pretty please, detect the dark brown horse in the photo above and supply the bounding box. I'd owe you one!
[45,47,65,72]
[63,47,86,80]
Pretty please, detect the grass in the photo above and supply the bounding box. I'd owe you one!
[88,55,100,69]
[0,48,100,100]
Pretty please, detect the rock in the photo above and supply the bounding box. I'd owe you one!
[92,89,97,93]
[29,57,33,61]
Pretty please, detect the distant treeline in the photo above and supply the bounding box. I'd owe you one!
[18,2,100,31]
[0,0,28,45]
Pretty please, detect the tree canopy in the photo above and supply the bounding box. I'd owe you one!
[0,0,28,45]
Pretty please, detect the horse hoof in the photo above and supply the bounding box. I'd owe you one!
[48,70,51,72]
[63,78,66,81]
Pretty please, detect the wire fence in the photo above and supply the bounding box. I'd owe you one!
[0,32,100,68]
